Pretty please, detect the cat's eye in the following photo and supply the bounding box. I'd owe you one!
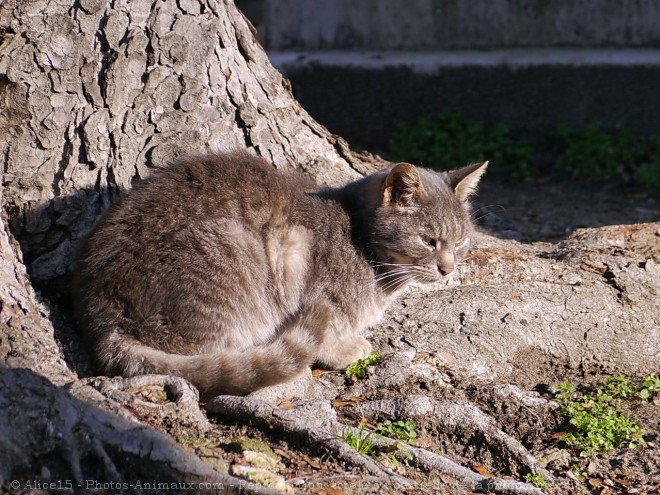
[421,235,436,249]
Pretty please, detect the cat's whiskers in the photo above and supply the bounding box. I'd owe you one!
[376,266,416,288]
[369,260,407,266]
[470,203,509,223]
[380,272,419,292]
[375,267,414,280]
[374,261,442,290]
[375,268,416,286]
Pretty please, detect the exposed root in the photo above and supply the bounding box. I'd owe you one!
[82,374,211,433]
[205,395,411,487]
[358,395,551,481]
[488,384,557,410]
[2,369,281,494]
[207,393,546,494]
[366,432,544,495]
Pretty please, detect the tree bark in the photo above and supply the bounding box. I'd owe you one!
[0,0,383,284]
[0,0,658,493]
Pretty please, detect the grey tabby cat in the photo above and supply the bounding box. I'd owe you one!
[74,151,486,397]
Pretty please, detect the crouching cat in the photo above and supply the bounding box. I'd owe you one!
[74,152,487,398]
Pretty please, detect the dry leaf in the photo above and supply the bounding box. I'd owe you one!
[550,430,567,439]
[358,416,378,429]
[312,369,339,377]
[472,464,495,478]
[331,396,365,408]
[302,454,322,470]
[273,448,292,460]
[588,478,601,487]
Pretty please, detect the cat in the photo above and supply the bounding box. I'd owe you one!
[73,151,487,398]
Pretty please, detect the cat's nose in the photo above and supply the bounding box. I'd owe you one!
[437,263,454,276]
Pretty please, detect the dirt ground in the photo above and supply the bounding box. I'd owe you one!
[473,176,659,494]
[476,175,659,243]
[185,352,659,495]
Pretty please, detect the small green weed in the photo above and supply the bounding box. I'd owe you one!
[556,379,646,457]
[345,351,382,379]
[389,111,532,177]
[342,418,418,468]
[639,375,660,400]
[374,419,417,445]
[524,472,550,489]
[604,374,638,400]
[384,446,413,470]
[341,422,377,457]
[557,123,660,186]
[570,463,586,480]
[389,111,660,187]
[601,374,659,401]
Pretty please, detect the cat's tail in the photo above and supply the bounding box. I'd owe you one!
[103,304,330,398]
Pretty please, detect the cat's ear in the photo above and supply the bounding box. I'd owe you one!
[448,161,488,202]
[381,163,427,207]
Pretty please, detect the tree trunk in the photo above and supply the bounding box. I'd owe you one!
[0,0,657,493]
[0,0,383,285]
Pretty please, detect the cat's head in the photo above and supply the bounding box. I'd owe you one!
[369,161,487,289]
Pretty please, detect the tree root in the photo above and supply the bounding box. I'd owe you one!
[1,369,287,494]
[205,395,411,487]
[358,395,552,481]
[366,432,544,495]
[81,374,211,433]
[206,393,546,494]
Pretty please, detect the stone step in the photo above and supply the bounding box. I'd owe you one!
[270,49,660,153]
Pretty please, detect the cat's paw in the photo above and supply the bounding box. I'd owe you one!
[351,336,373,361]
[318,336,372,370]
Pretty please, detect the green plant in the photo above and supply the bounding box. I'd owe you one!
[341,419,417,468]
[374,419,418,445]
[556,379,646,457]
[341,422,377,457]
[524,472,550,489]
[345,351,382,379]
[384,446,413,469]
[570,463,586,480]
[389,111,532,177]
[604,375,637,400]
[556,123,660,186]
[633,135,660,187]
[639,374,660,401]
[600,374,659,401]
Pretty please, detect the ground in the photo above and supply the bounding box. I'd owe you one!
[122,347,658,494]
[477,175,659,243]
[476,175,659,494]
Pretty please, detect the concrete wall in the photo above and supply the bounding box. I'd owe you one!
[261,0,660,50]
[235,0,660,156]
[271,51,660,154]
